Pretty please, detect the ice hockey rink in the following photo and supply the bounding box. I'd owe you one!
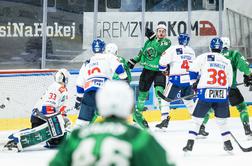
[0,118,252,166]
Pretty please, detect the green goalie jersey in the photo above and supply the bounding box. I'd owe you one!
[222,49,251,88]
[50,118,175,166]
[132,37,171,71]
[113,56,132,82]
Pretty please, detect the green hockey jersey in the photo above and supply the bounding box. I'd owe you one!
[50,118,175,166]
[222,50,251,88]
[113,56,132,82]
[133,37,171,71]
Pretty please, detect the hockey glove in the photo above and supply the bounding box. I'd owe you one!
[127,58,137,69]
[145,27,156,40]
[74,97,82,110]
[243,74,252,87]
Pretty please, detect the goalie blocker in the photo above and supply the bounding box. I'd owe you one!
[4,111,66,152]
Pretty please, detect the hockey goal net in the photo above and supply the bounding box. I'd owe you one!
[0,69,78,144]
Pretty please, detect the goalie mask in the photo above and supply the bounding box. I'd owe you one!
[54,68,70,85]
[105,43,118,56]
[96,80,134,119]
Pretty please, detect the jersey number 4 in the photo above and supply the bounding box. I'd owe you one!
[181,60,189,71]
[72,137,132,166]
[207,68,227,86]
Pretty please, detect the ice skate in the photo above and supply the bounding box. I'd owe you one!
[224,140,233,154]
[155,116,170,129]
[198,124,209,137]
[183,139,194,152]
[3,140,20,152]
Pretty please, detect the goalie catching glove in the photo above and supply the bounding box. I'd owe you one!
[244,74,252,87]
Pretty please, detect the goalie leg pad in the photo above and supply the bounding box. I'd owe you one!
[5,113,66,151]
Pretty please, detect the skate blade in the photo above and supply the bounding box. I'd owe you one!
[225,150,234,155]
[183,151,192,157]
[246,135,252,141]
[196,135,208,139]
[0,146,19,153]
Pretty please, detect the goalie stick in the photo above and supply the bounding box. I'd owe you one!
[157,91,196,103]
[230,132,252,152]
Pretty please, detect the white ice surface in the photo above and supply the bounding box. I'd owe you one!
[1,118,252,166]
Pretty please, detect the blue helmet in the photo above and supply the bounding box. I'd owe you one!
[210,37,223,50]
[92,39,105,53]
[178,33,190,46]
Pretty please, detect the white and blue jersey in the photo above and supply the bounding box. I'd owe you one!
[76,53,126,95]
[159,45,195,87]
[189,52,233,102]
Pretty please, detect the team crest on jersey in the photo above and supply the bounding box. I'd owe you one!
[176,48,183,55]
[207,55,215,61]
[144,47,157,60]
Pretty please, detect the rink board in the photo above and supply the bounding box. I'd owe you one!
[0,106,252,130]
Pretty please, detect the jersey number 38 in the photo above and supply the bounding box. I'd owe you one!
[207,68,227,86]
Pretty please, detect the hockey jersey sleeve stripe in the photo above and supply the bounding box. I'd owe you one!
[159,65,167,71]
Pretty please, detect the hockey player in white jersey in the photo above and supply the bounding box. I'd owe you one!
[4,69,71,151]
[74,39,128,128]
[157,33,196,129]
[183,38,234,152]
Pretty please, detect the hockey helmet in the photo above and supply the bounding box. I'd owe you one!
[54,68,70,85]
[92,38,105,53]
[210,37,223,51]
[178,33,190,46]
[105,43,118,56]
[96,80,134,119]
[221,37,230,50]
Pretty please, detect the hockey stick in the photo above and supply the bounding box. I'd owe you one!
[157,91,196,103]
[230,132,252,152]
[236,82,244,86]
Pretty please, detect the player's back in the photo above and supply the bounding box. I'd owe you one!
[160,45,195,86]
[52,118,173,166]
[191,52,233,102]
[80,53,121,92]
[34,82,68,113]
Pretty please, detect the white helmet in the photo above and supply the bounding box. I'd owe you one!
[221,37,230,50]
[96,80,134,119]
[54,68,70,85]
[105,43,118,56]
[156,21,167,31]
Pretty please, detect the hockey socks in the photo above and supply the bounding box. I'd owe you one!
[136,91,148,112]
[237,102,249,123]
[154,86,164,110]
